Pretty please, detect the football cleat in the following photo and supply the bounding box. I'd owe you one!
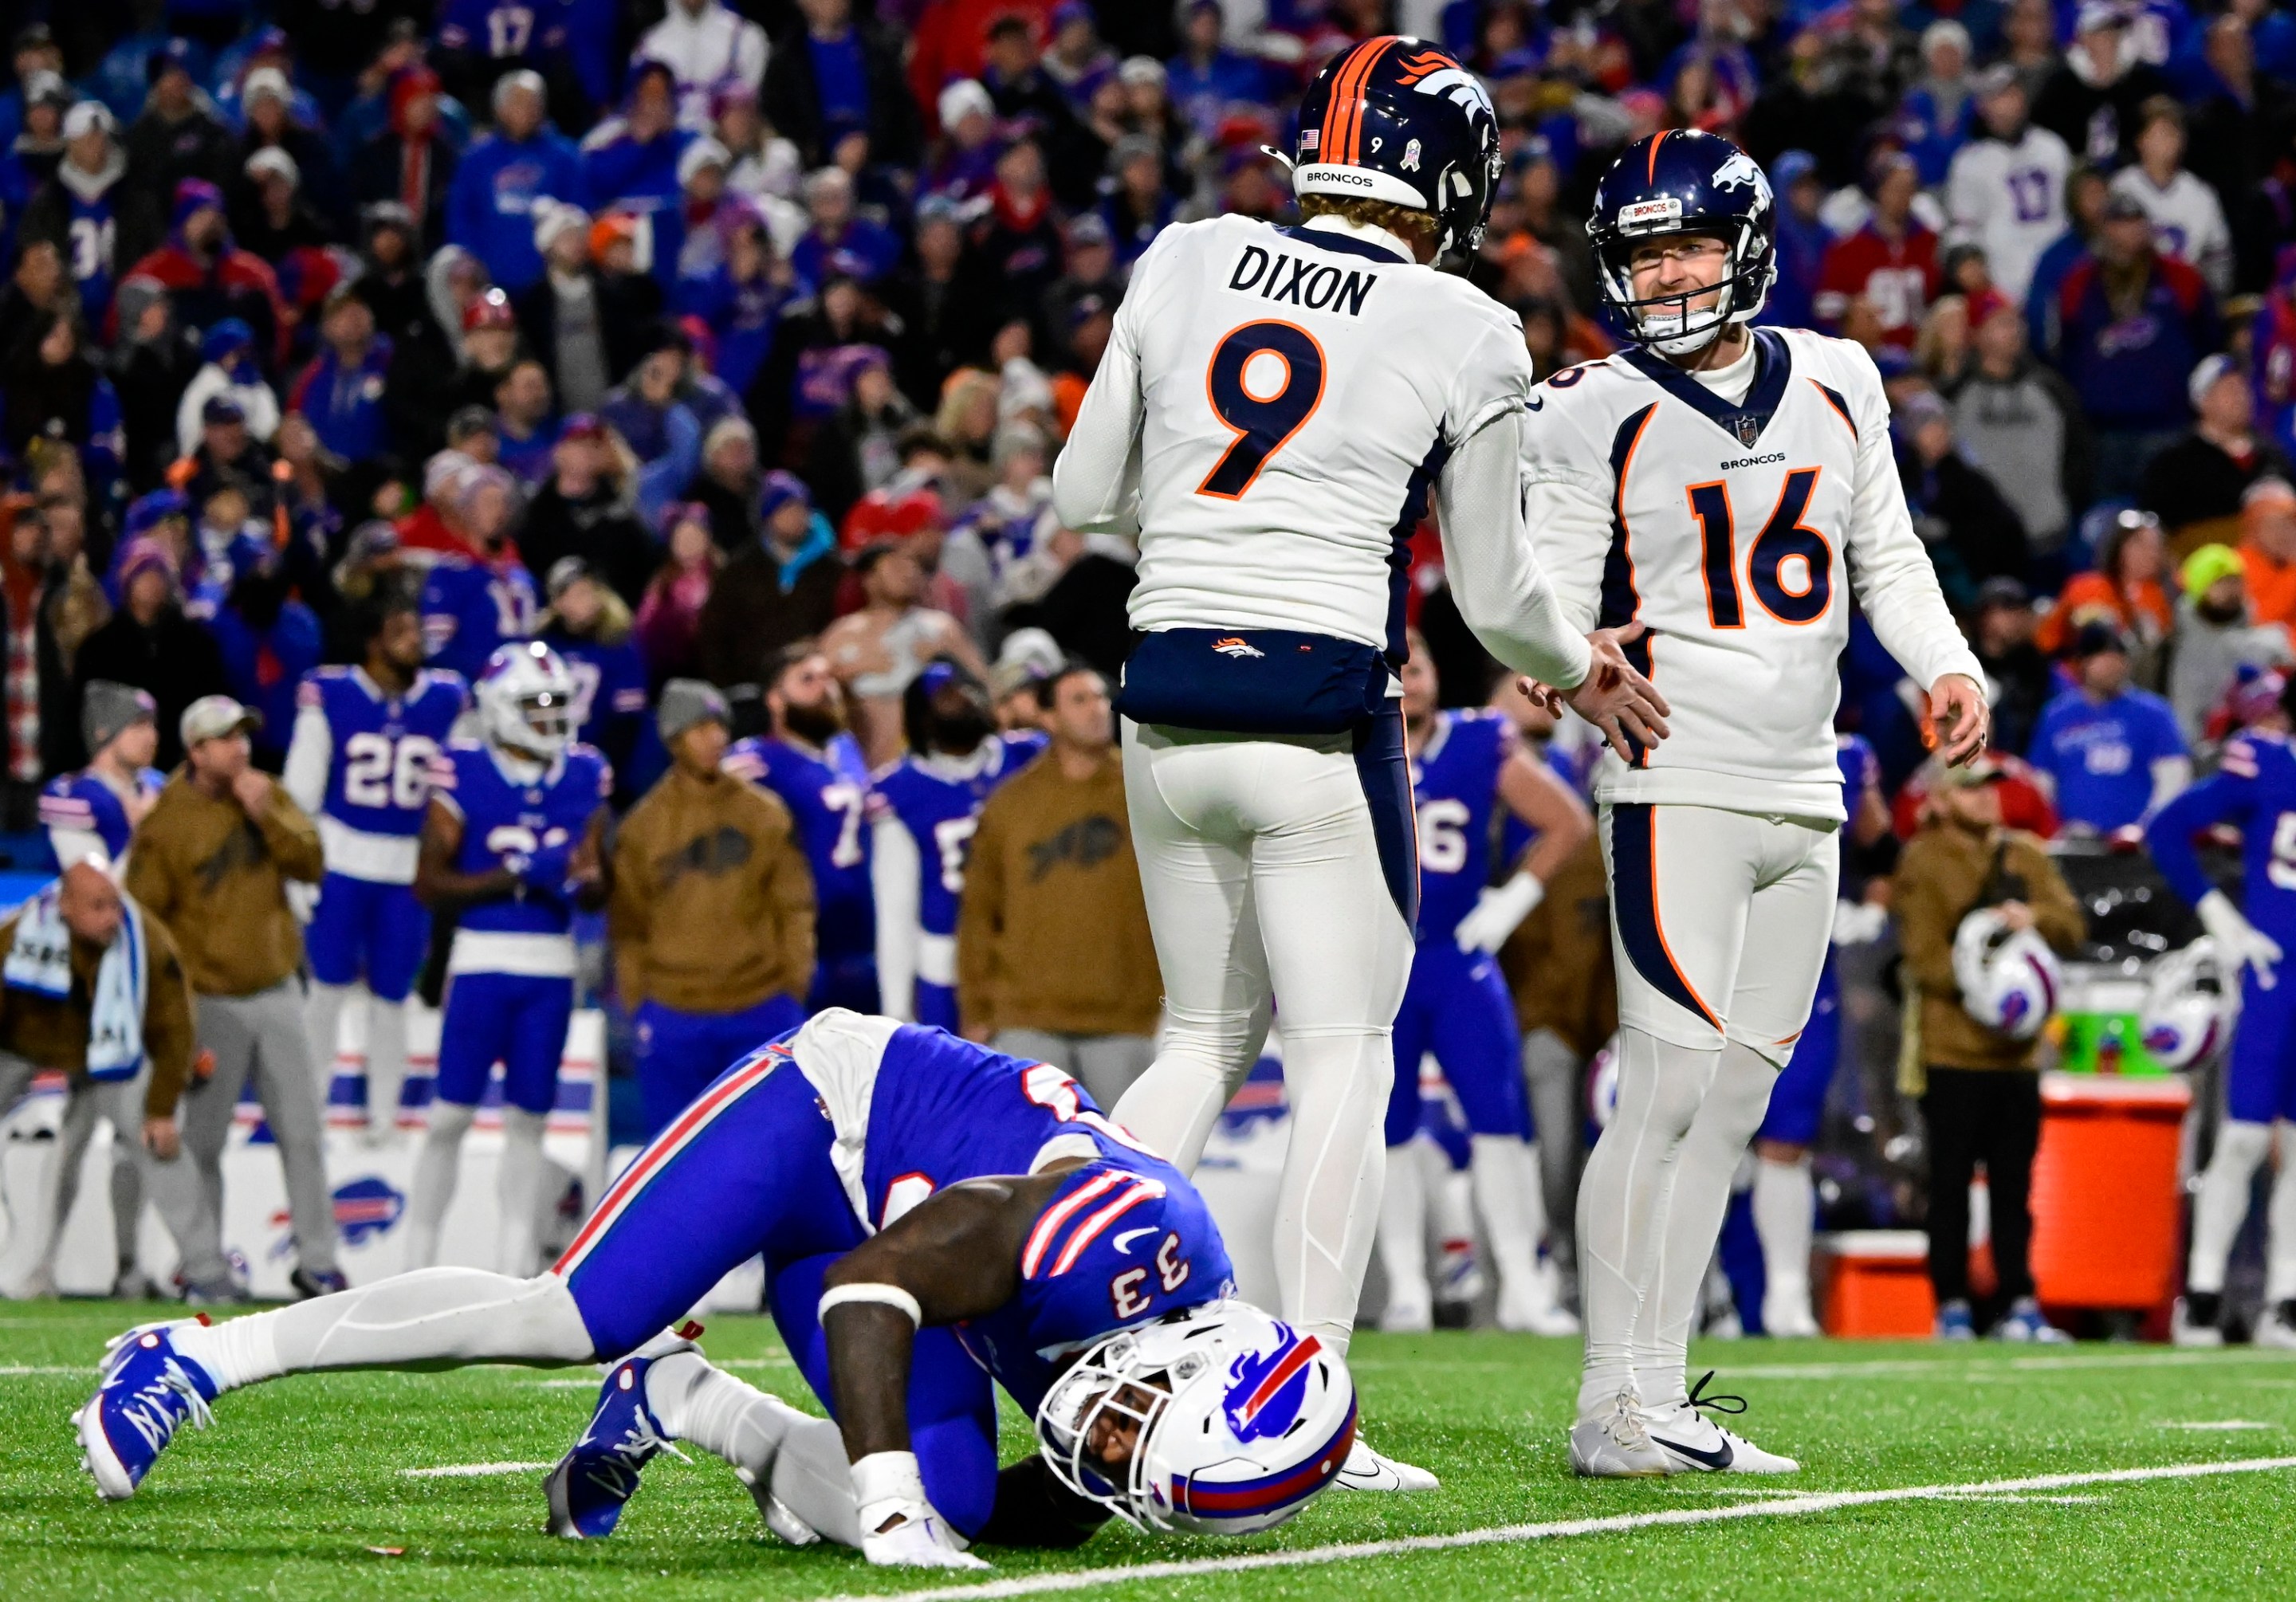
[2254,1300,2296,1350]
[544,1354,692,1537]
[2172,1294,2225,1349]
[1335,1435,1440,1491]
[1496,1281,1581,1336]
[1990,1297,2071,1344]
[289,1266,348,1300]
[1935,1298,1976,1341]
[1640,1373,1799,1474]
[734,1463,822,1547]
[77,1319,218,1499]
[1568,1389,1669,1478]
[1380,1290,1433,1333]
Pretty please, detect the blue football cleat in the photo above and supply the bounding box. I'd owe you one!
[545,1354,690,1537]
[77,1319,218,1499]
[1935,1299,1976,1341]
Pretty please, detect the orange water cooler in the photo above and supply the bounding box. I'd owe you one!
[2029,1071,2191,1311]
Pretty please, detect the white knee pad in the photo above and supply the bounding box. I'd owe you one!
[425,1100,479,1144]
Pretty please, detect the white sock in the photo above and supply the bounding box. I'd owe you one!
[2188,1119,2273,1295]
[498,1108,549,1277]
[305,982,352,1098]
[1575,1028,1712,1419]
[1638,1042,1774,1412]
[405,1101,477,1269]
[1469,1134,1544,1309]
[2267,1121,2296,1306]
[1752,1154,1816,1325]
[764,1415,866,1548]
[1110,997,1270,1172]
[643,1350,813,1474]
[1270,1026,1390,1356]
[366,1000,411,1137]
[173,1268,593,1394]
[1374,1141,1429,1323]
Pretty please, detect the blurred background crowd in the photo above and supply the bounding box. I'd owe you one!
[0,0,2293,1332]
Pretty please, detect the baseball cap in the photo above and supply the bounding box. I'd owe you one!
[1975,63,2021,98]
[201,395,247,426]
[545,555,597,599]
[62,100,115,141]
[657,678,730,744]
[758,469,812,524]
[1936,752,2007,789]
[245,146,298,187]
[1771,150,1818,190]
[124,489,189,537]
[179,694,260,748]
[560,412,611,443]
[2068,618,2131,658]
[2188,351,2241,411]
[2182,542,2247,596]
[463,287,515,332]
[2102,190,2150,222]
[1974,575,2031,612]
[81,681,158,755]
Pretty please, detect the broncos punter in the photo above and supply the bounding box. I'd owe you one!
[1519,131,1987,1475]
[1052,36,1666,1490]
[76,1013,1357,1569]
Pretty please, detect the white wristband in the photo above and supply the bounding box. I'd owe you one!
[819,1282,924,1326]
[851,1449,928,1516]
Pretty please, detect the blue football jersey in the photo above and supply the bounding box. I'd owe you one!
[726,734,875,963]
[855,1024,1230,1411]
[431,738,611,937]
[548,632,647,754]
[420,554,539,686]
[1413,710,1512,946]
[59,187,124,321]
[436,0,572,60]
[2148,730,2296,939]
[868,732,1047,940]
[1836,732,1879,803]
[38,767,163,862]
[302,667,468,838]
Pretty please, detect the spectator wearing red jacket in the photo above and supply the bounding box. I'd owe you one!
[1816,153,1941,349]
[120,179,292,375]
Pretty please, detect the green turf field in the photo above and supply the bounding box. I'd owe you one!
[7,1302,2296,1597]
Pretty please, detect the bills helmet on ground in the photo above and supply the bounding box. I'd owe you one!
[477,641,578,761]
[1952,908,2062,1041]
[1288,37,1501,257]
[2141,937,2236,1070]
[1587,129,1777,356]
[1037,1301,1356,1535]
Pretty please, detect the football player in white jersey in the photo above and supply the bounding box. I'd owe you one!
[1052,36,1666,1490]
[1517,130,1988,1477]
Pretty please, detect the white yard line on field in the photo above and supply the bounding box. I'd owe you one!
[1352,1349,2296,1383]
[2158,1419,2281,1431]
[399,1461,553,1478]
[816,1456,2296,1602]
[0,1364,85,1375]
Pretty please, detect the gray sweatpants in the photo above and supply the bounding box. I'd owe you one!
[1522,1027,1590,1308]
[179,981,338,1283]
[0,1050,205,1286]
[991,1028,1155,1112]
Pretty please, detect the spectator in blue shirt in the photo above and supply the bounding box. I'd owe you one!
[580,59,690,287]
[1763,150,1829,332]
[286,284,395,466]
[2051,190,2222,498]
[1899,20,1979,186]
[537,555,647,793]
[2030,619,2192,833]
[446,70,588,294]
[1164,0,1264,141]
[789,164,902,289]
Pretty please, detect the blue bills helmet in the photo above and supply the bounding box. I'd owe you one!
[1289,37,1502,257]
[1587,129,1778,356]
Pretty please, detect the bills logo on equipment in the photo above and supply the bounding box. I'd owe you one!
[1223,1327,1323,1442]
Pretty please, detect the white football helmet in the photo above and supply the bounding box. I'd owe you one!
[1952,908,2062,1040]
[2141,937,2235,1070]
[477,641,577,761]
[1036,1301,1356,1537]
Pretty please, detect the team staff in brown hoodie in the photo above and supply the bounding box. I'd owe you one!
[957,662,1162,1109]
[0,859,202,1298]
[124,695,340,1301]
[1893,756,2085,1337]
[610,680,816,1136]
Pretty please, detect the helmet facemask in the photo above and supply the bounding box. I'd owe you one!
[1036,1333,1186,1530]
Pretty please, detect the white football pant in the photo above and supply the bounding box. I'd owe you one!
[1111,717,1415,1355]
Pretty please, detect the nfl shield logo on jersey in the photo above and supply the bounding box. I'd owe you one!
[1731,414,1761,446]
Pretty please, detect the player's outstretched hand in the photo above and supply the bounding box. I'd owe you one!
[2199,889,2283,991]
[859,1507,990,1569]
[1547,622,1671,764]
[1925,673,1991,767]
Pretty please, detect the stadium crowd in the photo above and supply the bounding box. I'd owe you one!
[1,0,2294,1330]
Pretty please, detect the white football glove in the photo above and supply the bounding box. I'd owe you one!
[2199,891,2282,990]
[852,1452,989,1570]
[1454,874,1544,954]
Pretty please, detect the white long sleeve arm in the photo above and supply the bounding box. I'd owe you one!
[871,816,922,1023]
[1437,407,1592,689]
[1844,381,1986,693]
[1051,300,1144,536]
[283,703,332,818]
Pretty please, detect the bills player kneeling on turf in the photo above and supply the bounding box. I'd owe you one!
[74,1013,1358,1567]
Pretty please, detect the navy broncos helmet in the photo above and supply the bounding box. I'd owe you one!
[1290,37,1501,257]
[1587,129,1777,356]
